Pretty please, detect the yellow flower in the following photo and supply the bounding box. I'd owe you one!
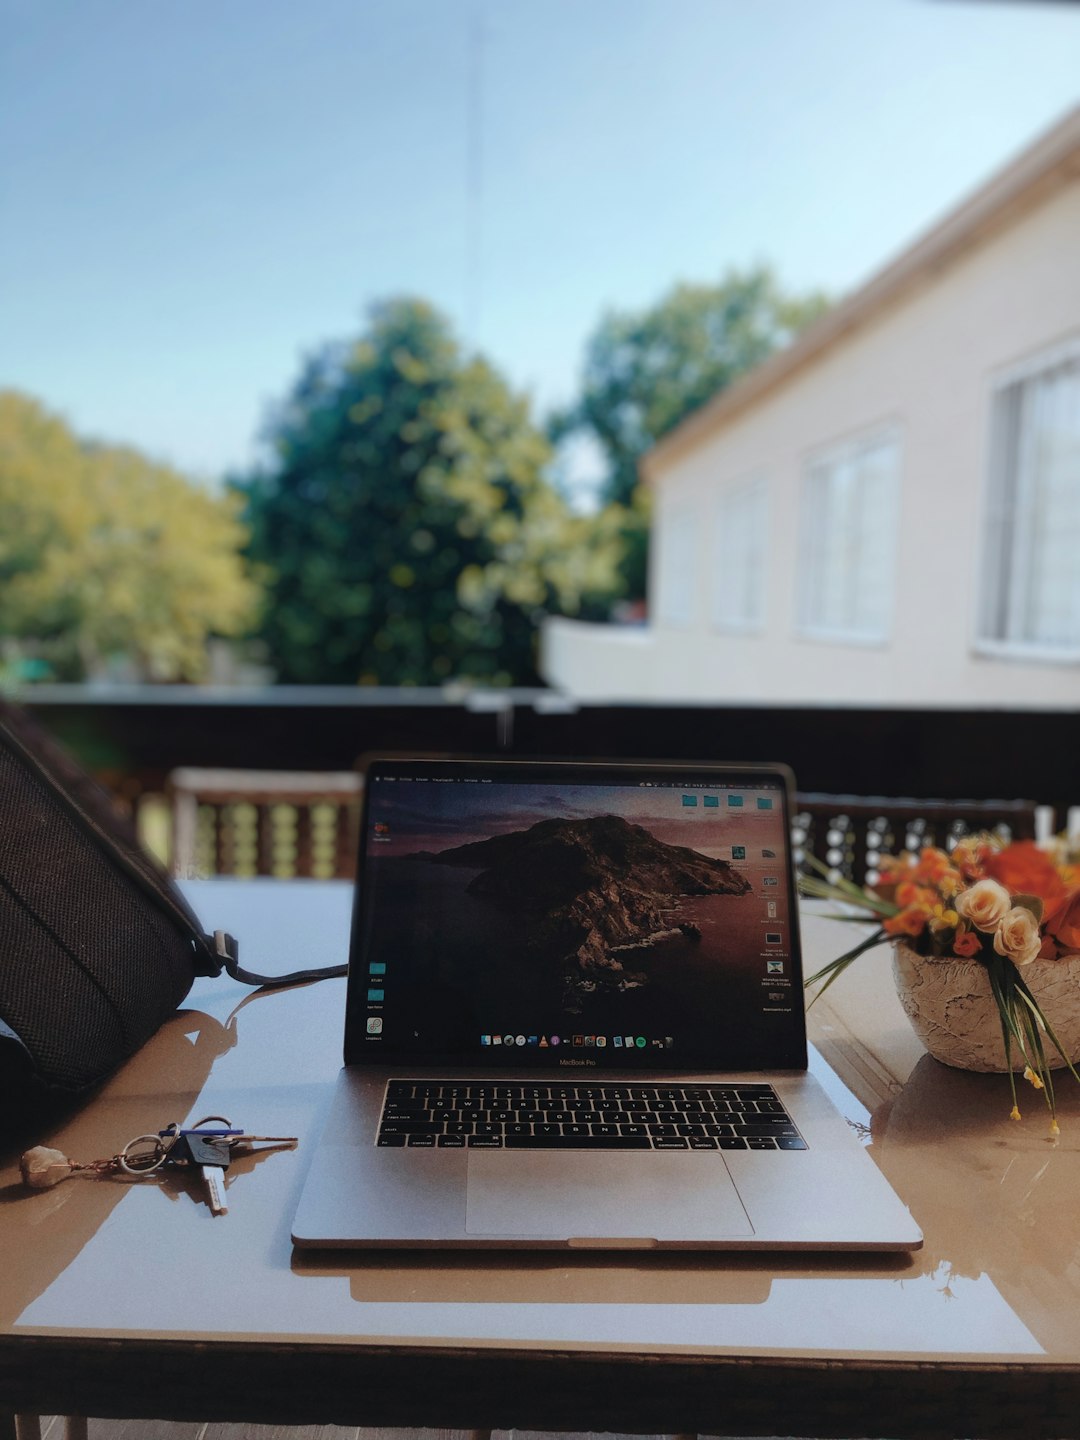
[1010,1105,1022,1121]
[1050,1119,1061,1136]
[1023,1065,1045,1091]
[929,903,959,933]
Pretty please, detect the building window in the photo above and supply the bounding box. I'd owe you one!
[979,342,1080,657]
[711,475,767,632]
[657,504,698,627]
[797,427,901,644]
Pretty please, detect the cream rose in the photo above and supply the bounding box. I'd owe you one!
[955,878,1012,933]
[993,906,1042,967]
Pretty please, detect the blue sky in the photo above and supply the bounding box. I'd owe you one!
[1,0,1078,492]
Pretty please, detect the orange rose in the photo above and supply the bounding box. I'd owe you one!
[1044,890,1080,955]
[984,842,1069,905]
[910,849,963,898]
[872,854,914,900]
[912,847,952,882]
[895,882,939,911]
[952,928,982,958]
[883,904,932,938]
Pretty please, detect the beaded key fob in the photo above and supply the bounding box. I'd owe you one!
[19,1114,298,1202]
[20,1146,124,1188]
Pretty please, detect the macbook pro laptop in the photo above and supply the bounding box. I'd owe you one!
[292,756,922,1251]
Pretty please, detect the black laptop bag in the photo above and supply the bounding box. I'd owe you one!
[0,698,344,1115]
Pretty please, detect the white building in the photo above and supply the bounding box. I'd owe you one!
[542,106,1080,708]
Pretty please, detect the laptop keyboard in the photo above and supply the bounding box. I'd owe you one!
[376,1080,807,1151]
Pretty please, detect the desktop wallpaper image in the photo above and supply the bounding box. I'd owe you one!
[355,781,801,1066]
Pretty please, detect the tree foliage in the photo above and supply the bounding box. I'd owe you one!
[552,266,830,600]
[0,390,260,681]
[236,298,620,686]
[556,265,831,510]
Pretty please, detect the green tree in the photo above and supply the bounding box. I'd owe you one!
[557,265,830,508]
[0,390,260,681]
[236,298,619,687]
[552,265,830,598]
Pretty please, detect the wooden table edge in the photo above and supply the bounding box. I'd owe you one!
[2,1335,1079,1437]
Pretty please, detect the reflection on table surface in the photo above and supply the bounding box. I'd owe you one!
[1,879,1078,1364]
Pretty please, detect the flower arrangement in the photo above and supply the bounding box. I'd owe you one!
[802,835,1080,1129]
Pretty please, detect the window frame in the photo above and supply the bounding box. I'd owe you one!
[710,472,768,636]
[794,422,903,648]
[974,333,1080,665]
[655,499,700,629]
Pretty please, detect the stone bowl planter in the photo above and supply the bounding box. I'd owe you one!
[892,942,1080,1072]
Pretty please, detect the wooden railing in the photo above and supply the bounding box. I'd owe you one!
[167,767,362,879]
[790,793,1040,887]
[157,782,1044,885]
[14,686,1079,881]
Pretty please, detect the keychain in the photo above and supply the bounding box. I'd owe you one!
[19,1114,298,1215]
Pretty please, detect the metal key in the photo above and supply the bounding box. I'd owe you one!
[184,1133,231,1214]
[224,1134,299,1154]
[160,1127,297,1150]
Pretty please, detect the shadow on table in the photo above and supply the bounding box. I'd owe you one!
[0,1006,240,1326]
[292,1235,915,1307]
[867,1050,1080,1289]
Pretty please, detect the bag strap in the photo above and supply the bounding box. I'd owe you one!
[0,709,347,990]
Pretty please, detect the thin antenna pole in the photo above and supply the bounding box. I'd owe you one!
[465,5,485,348]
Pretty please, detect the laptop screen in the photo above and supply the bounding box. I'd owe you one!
[344,758,807,1071]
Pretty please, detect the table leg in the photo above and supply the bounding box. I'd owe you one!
[13,1418,42,1440]
[63,1423,87,1440]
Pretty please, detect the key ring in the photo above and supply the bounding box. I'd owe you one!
[118,1114,236,1175]
[119,1129,172,1175]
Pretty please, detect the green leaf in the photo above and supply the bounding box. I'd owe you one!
[819,911,889,924]
[804,928,889,1005]
[797,873,898,918]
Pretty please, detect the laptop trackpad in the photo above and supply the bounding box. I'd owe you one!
[466,1151,753,1241]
